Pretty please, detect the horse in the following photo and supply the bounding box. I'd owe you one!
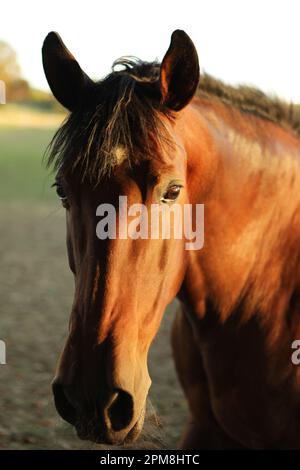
[42,29,300,449]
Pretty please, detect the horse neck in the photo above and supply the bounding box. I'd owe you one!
[177,99,300,335]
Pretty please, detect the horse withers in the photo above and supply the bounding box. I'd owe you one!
[42,30,300,448]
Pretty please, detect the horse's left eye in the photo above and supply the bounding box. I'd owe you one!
[162,185,182,202]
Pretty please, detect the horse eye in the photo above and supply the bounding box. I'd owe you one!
[56,185,66,199]
[162,185,182,202]
[53,182,69,208]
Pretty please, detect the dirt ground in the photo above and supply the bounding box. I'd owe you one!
[0,200,188,449]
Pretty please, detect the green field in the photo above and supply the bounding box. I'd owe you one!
[0,128,56,200]
[0,125,187,449]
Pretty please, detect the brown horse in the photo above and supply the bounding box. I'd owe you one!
[42,30,300,449]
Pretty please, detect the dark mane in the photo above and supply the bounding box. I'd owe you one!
[47,58,300,182]
[47,58,173,183]
[197,74,300,135]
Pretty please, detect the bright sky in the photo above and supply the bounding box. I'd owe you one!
[2,0,300,102]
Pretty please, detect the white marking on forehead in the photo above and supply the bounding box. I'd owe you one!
[113,145,127,166]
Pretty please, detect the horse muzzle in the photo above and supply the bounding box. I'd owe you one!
[52,379,146,445]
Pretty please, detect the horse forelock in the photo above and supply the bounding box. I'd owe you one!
[46,58,174,183]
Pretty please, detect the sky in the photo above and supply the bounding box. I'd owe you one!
[2,0,300,102]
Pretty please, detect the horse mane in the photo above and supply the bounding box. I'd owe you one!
[47,58,173,183]
[47,57,300,181]
[197,74,300,136]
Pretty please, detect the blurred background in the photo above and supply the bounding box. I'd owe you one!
[1,0,300,450]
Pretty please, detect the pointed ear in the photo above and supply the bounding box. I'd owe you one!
[160,30,199,111]
[42,32,93,111]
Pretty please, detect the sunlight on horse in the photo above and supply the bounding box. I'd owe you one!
[42,30,300,449]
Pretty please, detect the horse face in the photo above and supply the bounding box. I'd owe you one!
[52,140,188,444]
[42,29,199,444]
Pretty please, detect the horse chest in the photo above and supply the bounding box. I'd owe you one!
[194,313,300,448]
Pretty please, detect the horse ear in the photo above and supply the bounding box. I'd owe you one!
[42,32,93,111]
[160,30,199,111]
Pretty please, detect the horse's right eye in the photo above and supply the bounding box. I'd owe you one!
[56,185,66,199]
[53,182,69,208]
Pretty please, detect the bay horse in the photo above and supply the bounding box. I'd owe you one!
[42,30,300,449]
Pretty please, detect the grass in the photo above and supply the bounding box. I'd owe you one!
[0,127,57,201]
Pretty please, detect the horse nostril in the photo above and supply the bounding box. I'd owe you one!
[106,389,134,432]
[52,380,77,425]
